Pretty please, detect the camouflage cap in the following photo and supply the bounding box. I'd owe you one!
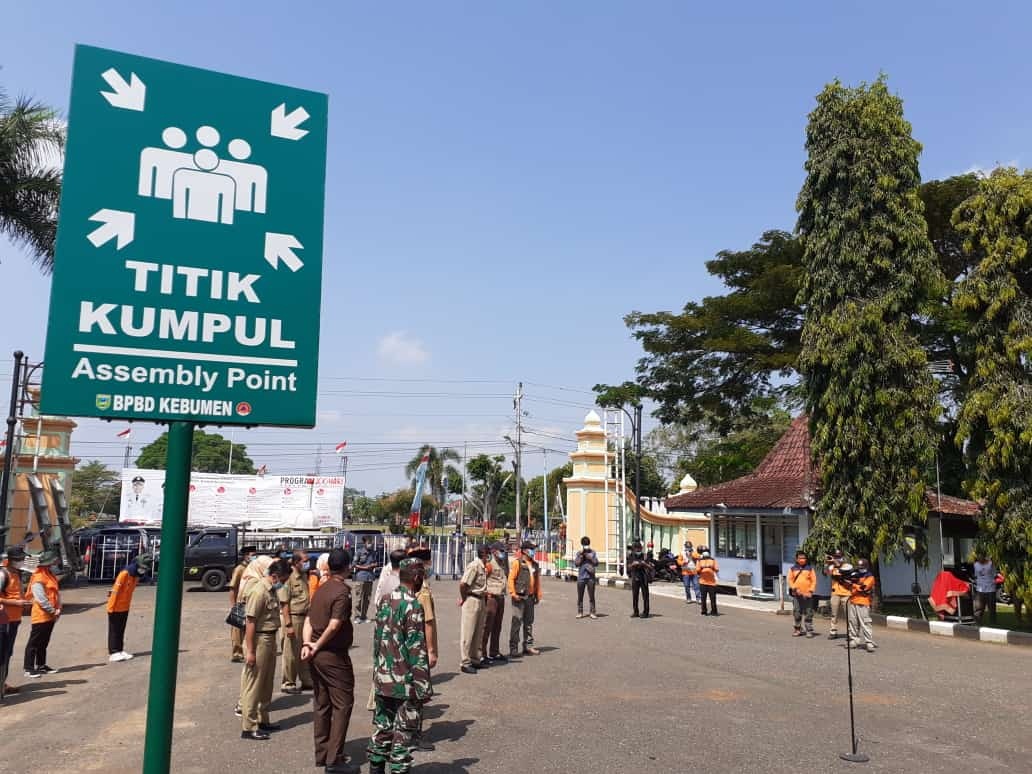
[399,558,425,571]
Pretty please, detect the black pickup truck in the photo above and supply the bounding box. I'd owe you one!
[183,526,241,591]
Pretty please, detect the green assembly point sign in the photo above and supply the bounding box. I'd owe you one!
[41,44,328,427]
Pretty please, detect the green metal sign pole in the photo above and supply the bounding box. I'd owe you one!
[142,420,194,774]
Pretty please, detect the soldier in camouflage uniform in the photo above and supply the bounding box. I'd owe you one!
[368,558,433,774]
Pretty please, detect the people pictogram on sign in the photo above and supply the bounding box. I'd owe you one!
[137,125,268,225]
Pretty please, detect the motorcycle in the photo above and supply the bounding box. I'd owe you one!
[996,572,1012,605]
[651,550,680,583]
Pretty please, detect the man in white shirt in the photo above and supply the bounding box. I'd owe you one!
[971,553,997,626]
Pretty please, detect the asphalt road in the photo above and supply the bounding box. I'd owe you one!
[2,577,1029,773]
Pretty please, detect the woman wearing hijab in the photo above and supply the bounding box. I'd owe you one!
[240,557,293,740]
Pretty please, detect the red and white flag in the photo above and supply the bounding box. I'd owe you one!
[116,428,132,439]
[335,441,348,454]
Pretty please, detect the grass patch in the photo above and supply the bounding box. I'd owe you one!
[879,600,1032,633]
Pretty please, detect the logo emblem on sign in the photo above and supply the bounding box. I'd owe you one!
[96,394,112,410]
[236,402,252,416]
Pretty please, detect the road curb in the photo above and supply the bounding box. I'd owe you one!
[871,613,1031,647]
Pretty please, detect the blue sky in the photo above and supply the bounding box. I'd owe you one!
[1,2,1028,496]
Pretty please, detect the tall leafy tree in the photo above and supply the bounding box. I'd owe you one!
[621,230,804,431]
[0,85,63,271]
[70,460,121,518]
[953,168,1032,610]
[404,445,461,507]
[136,429,256,474]
[797,77,942,561]
[525,461,573,525]
[464,454,513,525]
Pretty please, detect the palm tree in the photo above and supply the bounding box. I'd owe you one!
[405,445,461,507]
[0,85,64,272]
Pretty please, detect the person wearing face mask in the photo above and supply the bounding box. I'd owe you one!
[847,558,877,653]
[787,550,817,638]
[1,546,32,694]
[481,541,509,663]
[228,545,257,663]
[367,558,432,774]
[106,553,152,662]
[240,557,293,740]
[824,548,849,640]
[24,550,62,679]
[458,545,491,674]
[278,550,312,695]
[575,536,599,619]
[301,548,359,774]
[508,541,542,657]
[626,540,651,619]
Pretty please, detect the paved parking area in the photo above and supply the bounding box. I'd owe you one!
[3,577,1029,772]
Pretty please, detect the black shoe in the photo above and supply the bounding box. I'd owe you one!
[368,762,386,774]
[630,612,639,618]
[700,611,709,616]
[241,730,270,741]
[478,658,491,668]
[460,665,478,675]
[413,735,436,752]
[230,656,244,663]
[710,612,720,617]
[641,613,650,619]
[491,654,508,663]
[258,723,281,732]
[325,762,361,774]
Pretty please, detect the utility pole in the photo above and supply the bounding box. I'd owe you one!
[514,381,523,535]
[543,448,548,553]
[634,403,642,541]
[315,443,322,476]
[1,351,25,550]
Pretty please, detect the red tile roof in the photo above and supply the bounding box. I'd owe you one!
[665,415,980,517]
[665,416,813,510]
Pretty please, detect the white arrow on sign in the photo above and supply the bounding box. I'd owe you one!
[87,209,135,250]
[264,232,304,272]
[100,68,146,111]
[271,103,310,140]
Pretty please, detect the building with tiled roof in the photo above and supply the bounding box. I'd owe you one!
[664,415,981,598]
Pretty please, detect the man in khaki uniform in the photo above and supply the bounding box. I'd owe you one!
[458,545,491,675]
[481,541,509,664]
[241,558,292,740]
[279,550,312,693]
[228,545,256,662]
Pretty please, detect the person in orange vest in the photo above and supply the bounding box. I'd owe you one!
[107,553,152,662]
[23,550,61,678]
[1,546,32,694]
[310,552,330,598]
[846,558,877,653]
[787,550,817,637]
[824,549,850,640]
[677,541,699,605]
[696,549,720,616]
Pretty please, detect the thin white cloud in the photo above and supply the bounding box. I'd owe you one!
[959,159,1020,177]
[377,331,429,366]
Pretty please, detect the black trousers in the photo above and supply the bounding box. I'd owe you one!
[24,620,55,672]
[576,579,596,613]
[3,619,19,677]
[0,624,9,690]
[700,585,718,615]
[631,576,650,615]
[108,611,129,654]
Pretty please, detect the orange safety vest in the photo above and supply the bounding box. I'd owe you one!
[849,574,876,606]
[30,568,60,624]
[308,573,320,598]
[1,560,24,622]
[696,558,719,586]
[788,565,816,596]
[107,569,139,613]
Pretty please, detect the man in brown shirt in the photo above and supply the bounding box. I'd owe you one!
[302,548,358,774]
